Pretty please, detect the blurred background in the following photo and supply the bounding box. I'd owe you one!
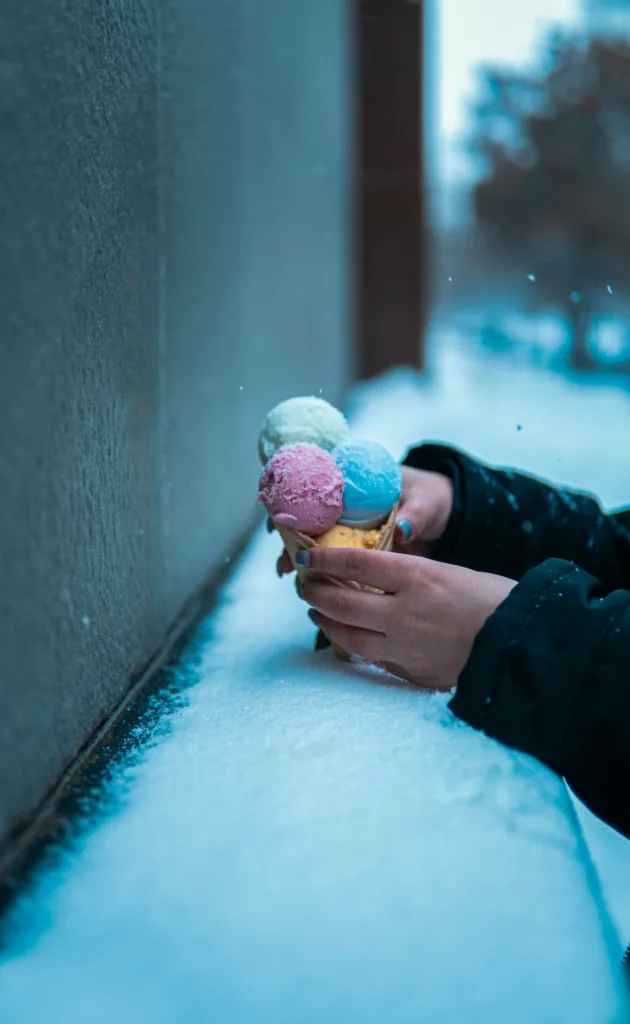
[2,0,630,951]
[435,0,630,375]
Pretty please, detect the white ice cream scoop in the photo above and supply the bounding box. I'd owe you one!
[258,396,351,464]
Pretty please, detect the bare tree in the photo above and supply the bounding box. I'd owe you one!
[472,35,630,370]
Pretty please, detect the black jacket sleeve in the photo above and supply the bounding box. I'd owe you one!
[403,444,630,838]
[403,443,630,588]
[451,559,630,838]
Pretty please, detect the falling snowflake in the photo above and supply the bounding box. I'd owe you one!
[527,273,536,282]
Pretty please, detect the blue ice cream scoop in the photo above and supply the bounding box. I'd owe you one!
[333,440,402,527]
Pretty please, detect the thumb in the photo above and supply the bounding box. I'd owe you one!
[394,496,430,546]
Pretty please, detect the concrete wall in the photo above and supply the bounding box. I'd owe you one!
[0,0,352,860]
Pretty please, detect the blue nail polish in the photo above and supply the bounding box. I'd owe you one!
[308,608,319,625]
[396,519,413,542]
[295,550,310,568]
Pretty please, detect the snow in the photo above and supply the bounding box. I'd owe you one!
[351,326,630,946]
[1,332,629,1022]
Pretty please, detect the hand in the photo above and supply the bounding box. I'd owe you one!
[276,549,294,576]
[394,466,454,555]
[298,547,515,690]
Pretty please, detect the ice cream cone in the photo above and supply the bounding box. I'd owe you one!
[274,503,399,660]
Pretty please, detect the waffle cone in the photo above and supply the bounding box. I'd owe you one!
[275,504,399,660]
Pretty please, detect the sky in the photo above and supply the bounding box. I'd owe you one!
[434,0,581,225]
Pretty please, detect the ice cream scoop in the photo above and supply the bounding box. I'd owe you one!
[258,443,344,534]
[258,396,351,464]
[333,440,402,528]
[315,524,381,549]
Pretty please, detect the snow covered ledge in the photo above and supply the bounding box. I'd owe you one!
[2,348,629,1021]
[0,522,627,1022]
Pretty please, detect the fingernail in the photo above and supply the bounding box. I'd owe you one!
[307,608,320,625]
[315,629,331,651]
[267,517,275,533]
[295,578,304,600]
[396,519,413,542]
[276,556,284,578]
[295,550,310,568]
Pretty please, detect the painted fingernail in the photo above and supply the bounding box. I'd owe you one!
[307,608,320,625]
[315,629,331,651]
[276,556,284,578]
[396,519,413,542]
[295,550,310,568]
[295,578,304,600]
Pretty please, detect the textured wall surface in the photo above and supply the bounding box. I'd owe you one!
[0,0,351,858]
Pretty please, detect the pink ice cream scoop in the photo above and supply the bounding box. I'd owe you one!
[257,443,344,535]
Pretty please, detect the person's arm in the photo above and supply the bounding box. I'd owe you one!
[298,537,630,838]
[403,443,630,589]
[451,557,630,838]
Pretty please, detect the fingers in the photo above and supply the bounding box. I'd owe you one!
[395,501,429,546]
[303,579,392,632]
[393,537,432,557]
[394,518,414,545]
[313,613,387,662]
[297,547,407,593]
[394,517,432,553]
[395,468,429,545]
[377,661,414,683]
[276,549,294,577]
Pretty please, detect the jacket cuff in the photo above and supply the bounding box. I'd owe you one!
[402,442,516,571]
[449,559,606,773]
[402,442,573,579]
